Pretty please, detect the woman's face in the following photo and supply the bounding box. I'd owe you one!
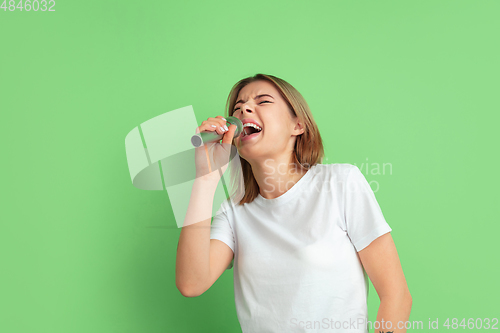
[232,80,303,162]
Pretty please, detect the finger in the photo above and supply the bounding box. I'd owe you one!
[198,122,224,135]
[215,115,227,123]
[221,123,237,145]
[209,116,227,128]
[212,119,228,135]
[215,124,227,135]
[206,118,228,135]
[214,116,230,133]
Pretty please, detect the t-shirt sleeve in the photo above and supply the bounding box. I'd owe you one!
[343,165,392,252]
[210,201,235,270]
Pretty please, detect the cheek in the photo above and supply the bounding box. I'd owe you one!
[263,126,283,140]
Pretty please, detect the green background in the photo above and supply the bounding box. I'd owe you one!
[1,0,499,332]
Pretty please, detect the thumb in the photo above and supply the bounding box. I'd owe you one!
[221,124,237,145]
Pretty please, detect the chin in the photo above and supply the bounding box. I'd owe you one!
[235,144,255,158]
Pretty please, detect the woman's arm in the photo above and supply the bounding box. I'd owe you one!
[175,178,233,297]
[358,232,412,333]
[176,118,237,297]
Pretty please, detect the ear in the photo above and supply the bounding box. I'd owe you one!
[293,120,305,136]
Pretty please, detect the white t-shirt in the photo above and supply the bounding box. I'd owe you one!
[210,163,392,333]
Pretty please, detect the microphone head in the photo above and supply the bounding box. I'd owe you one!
[226,116,243,138]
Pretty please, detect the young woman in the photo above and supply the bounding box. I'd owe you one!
[176,74,412,333]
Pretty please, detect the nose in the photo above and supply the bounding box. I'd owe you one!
[240,103,253,114]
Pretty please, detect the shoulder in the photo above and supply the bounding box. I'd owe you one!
[313,163,357,180]
[218,196,246,219]
[220,197,238,213]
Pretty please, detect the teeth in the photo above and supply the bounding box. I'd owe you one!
[243,123,262,131]
[242,123,262,137]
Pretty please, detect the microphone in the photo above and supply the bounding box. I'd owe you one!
[191,116,244,148]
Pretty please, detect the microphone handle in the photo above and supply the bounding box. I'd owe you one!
[191,116,243,148]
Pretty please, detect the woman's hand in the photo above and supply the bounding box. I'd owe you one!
[194,116,237,182]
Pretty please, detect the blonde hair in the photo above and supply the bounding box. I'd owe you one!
[225,74,324,205]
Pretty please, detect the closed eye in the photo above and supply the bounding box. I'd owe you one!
[233,101,271,112]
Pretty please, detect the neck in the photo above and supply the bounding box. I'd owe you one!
[250,153,307,200]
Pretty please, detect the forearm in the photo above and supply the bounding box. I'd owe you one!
[175,178,218,294]
[375,294,412,333]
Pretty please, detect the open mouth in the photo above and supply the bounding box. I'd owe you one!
[241,123,262,141]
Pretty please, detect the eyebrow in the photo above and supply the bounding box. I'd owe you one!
[234,94,274,106]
